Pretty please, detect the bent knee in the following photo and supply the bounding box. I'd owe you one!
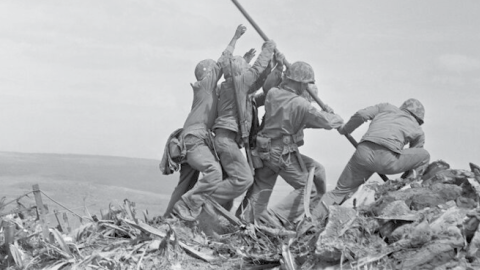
[202,163,222,178]
[424,150,431,161]
[232,174,254,192]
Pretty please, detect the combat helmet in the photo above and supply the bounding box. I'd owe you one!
[285,61,315,84]
[400,98,425,125]
[194,59,216,81]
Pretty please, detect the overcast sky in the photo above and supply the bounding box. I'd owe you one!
[1,0,479,185]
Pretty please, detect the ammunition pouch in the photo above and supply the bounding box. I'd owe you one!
[168,137,186,163]
[251,153,264,169]
[160,128,184,175]
[255,135,271,160]
[280,135,299,155]
[274,134,307,172]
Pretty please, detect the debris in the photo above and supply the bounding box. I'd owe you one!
[3,160,480,269]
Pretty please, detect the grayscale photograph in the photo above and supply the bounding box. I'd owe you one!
[1,0,479,269]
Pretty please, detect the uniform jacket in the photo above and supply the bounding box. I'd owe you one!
[340,103,425,154]
[213,45,275,139]
[261,86,344,142]
[182,45,234,137]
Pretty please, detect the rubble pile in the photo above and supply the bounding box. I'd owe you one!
[1,160,480,269]
[0,200,239,270]
[302,161,480,269]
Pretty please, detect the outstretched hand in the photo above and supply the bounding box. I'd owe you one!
[234,24,247,39]
[243,48,256,63]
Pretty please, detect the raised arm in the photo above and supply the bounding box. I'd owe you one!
[210,25,247,85]
[242,40,276,94]
[228,24,247,49]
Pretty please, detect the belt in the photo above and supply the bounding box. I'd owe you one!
[215,128,238,140]
[271,135,307,172]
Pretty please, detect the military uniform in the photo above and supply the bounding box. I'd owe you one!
[314,100,430,219]
[240,84,344,226]
[163,46,233,218]
[210,41,276,207]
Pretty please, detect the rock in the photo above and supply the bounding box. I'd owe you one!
[467,177,480,200]
[388,223,415,243]
[457,196,477,209]
[405,184,463,210]
[342,183,376,209]
[407,192,444,210]
[378,220,412,240]
[467,225,480,262]
[422,160,450,182]
[470,162,480,184]
[375,200,418,239]
[464,209,480,242]
[393,239,462,269]
[390,217,464,268]
[430,207,468,236]
[314,206,357,262]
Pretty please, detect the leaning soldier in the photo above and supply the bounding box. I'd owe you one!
[239,61,344,227]
[163,25,247,220]
[312,98,430,220]
[238,66,330,219]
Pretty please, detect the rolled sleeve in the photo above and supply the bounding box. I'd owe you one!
[305,106,344,130]
[243,46,275,94]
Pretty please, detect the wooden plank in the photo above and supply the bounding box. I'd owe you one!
[204,196,243,226]
[470,162,480,184]
[123,219,217,262]
[62,212,71,234]
[123,199,138,224]
[4,221,16,265]
[4,221,15,245]
[54,210,68,233]
[32,184,50,243]
[303,167,315,219]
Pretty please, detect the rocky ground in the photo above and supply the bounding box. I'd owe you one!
[1,160,480,269]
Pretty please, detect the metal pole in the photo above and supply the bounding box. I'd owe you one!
[231,0,389,182]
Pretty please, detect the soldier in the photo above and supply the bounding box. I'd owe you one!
[313,98,430,220]
[239,61,344,227]
[241,71,330,218]
[164,25,247,220]
[209,39,277,210]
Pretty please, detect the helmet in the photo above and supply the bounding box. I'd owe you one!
[194,59,216,81]
[400,98,425,125]
[285,61,315,83]
[220,56,250,78]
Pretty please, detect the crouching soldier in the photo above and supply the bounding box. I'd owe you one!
[238,61,344,227]
[312,98,430,220]
[160,25,247,220]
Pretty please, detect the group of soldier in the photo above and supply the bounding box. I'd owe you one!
[159,24,430,227]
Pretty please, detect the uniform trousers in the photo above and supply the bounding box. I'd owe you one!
[211,128,254,206]
[238,143,323,225]
[313,141,430,219]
